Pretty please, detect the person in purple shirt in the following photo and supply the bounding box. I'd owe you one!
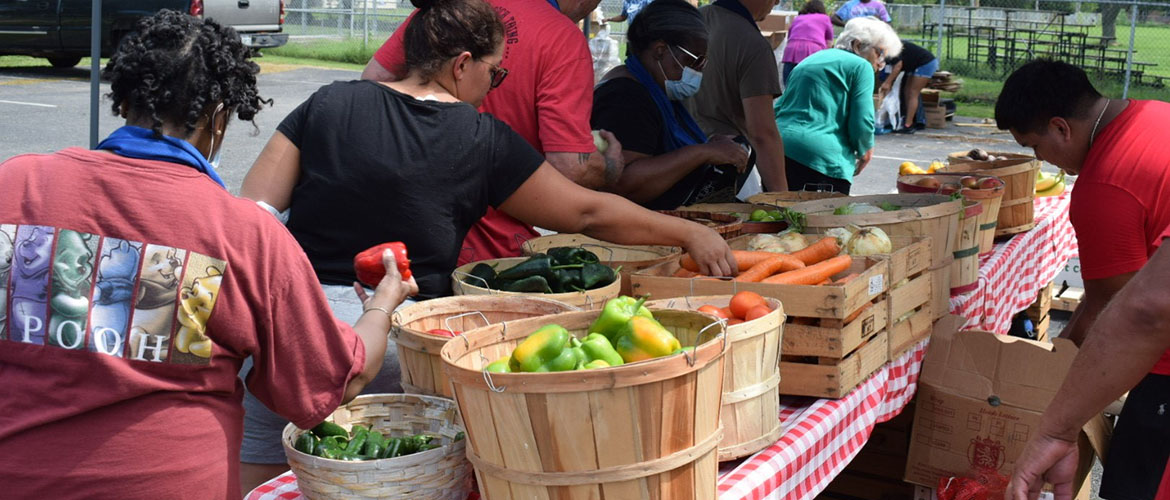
[831,0,891,26]
[781,0,835,84]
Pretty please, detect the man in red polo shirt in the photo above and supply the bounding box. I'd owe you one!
[361,0,622,265]
[996,59,1170,500]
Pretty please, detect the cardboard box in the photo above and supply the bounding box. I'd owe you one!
[761,30,787,50]
[920,88,942,105]
[757,12,793,33]
[925,105,947,129]
[904,316,1101,497]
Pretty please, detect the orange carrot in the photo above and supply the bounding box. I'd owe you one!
[816,278,832,285]
[760,255,853,285]
[680,250,796,273]
[673,267,700,278]
[733,254,806,282]
[835,273,860,284]
[790,237,840,266]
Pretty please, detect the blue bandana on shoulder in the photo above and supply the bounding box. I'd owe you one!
[96,126,226,188]
[546,0,560,11]
[624,55,707,153]
[713,0,759,29]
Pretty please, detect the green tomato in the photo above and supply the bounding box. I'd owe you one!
[749,209,769,222]
[759,215,777,222]
[767,210,784,220]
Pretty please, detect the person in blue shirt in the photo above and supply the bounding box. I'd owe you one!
[831,0,891,26]
[605,0,655,24]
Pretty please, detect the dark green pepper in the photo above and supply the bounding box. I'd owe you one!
[345,426,369,455]
[381,437,404,458]
[294,433,318,455]
[465,262,498,289]
[310,421,347,439]
[497,254,553,281]
[500,275,553,293]
[548,247,600,266]
[581,262,617,289]
[550,267,584,293]
[455,431,466,441]
[362,431,385,458]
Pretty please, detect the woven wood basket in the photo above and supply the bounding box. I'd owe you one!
[646,296,785,461]
[391,296,578,398]
[950,200,983,294]
[657,210,744,240]
[440,309,728,500]
[746,190,848,207]
[895,174,1006,255]
[789,194,963,270]
[451,257,620,310]
[943,152,1041,237]
[520,233,681,296]
[282,394,471,500]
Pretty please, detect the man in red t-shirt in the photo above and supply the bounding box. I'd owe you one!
[996,59,1170,500]
[361,0,624,265]
[1008,225,1170,500]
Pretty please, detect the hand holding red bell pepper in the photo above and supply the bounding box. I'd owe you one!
[354,242,412,286]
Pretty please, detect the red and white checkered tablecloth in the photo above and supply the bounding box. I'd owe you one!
[715,338,927,500]
[949,192,1077,334]
[247,340,928,500]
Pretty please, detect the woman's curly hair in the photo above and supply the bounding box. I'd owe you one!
[104,10,269,137]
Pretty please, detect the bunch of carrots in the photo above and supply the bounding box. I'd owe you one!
[677,237,857,285]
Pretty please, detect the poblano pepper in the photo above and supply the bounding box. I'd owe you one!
[497,254,554,281]
[509,324,572,372]
[580,333,624,367]
[499,275,553,293]
[581,262,617,289]
[550,267,584,293]
[465,262,498,289]
[589,296,653,343]
[548,247,600,266]
[614,315,682,363]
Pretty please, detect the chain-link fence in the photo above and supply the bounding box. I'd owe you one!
[281,0,1169,97]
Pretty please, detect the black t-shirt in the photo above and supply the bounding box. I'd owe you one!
[279,80,544,298]
[889,41,935,74]
[591,77,740,210]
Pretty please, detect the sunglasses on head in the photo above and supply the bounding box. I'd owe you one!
[486,61,508,89]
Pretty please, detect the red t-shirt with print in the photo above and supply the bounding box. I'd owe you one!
[374,0,595,264]
[0,148,364,499]
[1070,100,1170,375]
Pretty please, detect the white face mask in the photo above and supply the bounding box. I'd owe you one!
[658,46,704,100]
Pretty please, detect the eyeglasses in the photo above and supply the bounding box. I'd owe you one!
[485,60,509,89]
[672,45,707,72]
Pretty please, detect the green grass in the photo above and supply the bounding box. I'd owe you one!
[262,38,382,66]
[0,55,105,68]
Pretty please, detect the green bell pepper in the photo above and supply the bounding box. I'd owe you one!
[583,359,611,369]
[542,336,584,372]
[485,357,512,372]
[509,324,572,372]
[614,315,682,363]
[580,332,624,367]
[589,296,653,343]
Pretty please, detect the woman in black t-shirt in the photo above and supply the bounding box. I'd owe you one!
[241,0,738,293]
[591,0,749,210]
[878,40,940,132]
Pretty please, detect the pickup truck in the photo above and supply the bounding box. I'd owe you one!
[0,0,288,68]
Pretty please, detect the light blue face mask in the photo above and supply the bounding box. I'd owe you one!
[659,46,703,100]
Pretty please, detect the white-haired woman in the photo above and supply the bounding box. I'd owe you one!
[774,17,901,193]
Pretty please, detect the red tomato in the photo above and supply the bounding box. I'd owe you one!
[729,291,766,319]
[727,318,745,326]
[697,305,730,319]
[426,329,458,337]
[720,307,736,319]
[744,304,773,322]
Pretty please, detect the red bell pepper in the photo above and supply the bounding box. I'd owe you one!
[353,242,412,286]
[426,329,458,338]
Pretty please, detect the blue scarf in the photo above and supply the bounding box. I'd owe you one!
[96,126,226,188]
[713,0,758,29]
[625,55,706,152]
[546,0,560,11]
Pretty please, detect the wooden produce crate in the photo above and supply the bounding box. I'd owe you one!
[747,190,847,208]
[780,329,888,399]
[882,237,934,359]
[658,210,743,240]
[1026,281,1054,324]
[1034,314,1051,343]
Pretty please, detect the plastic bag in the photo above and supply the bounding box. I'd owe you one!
[589,24,621,83]
[876,72,904,131]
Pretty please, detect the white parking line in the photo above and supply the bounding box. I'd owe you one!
[0,99,56,108]
[873,154,927,163]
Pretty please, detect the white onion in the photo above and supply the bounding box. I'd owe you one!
[844,227,893,256]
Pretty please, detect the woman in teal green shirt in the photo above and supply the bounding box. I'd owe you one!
[775,17,901,193]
